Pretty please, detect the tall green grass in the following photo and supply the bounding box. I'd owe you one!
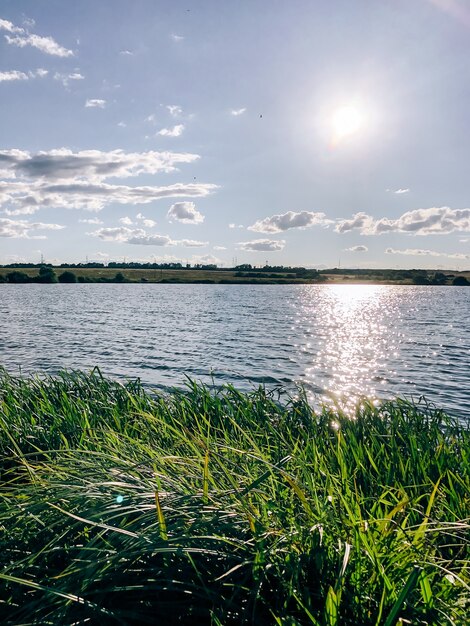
[0,369,468,624]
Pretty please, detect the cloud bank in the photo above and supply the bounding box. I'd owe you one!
[335,207,470,236]
[0,148,200,181]
[248,210,331,233]
[91,226,207,248]
[0,217,64,239]
[1,181,218,214]
[385,247,470,260]
[0,149,217,215]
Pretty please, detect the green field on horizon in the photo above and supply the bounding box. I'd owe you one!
[1,266,469,285]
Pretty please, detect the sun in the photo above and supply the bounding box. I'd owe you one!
[331,104,365,143]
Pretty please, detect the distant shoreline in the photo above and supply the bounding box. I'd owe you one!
[1,266,469,286]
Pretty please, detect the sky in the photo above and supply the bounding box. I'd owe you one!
[1,0,469,269]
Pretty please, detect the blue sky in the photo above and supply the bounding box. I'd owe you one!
[1,0,469,268]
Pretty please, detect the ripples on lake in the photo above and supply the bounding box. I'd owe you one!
[1,284,468,418]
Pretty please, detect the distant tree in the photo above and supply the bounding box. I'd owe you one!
[37,266,57,283]
[6,271,30,283]
[431,272,447,285]
[412,275,430,285]
[114,272,126,282]
[452,276,469,286]
[58,271,78,283]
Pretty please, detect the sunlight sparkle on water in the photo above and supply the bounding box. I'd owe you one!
[299,285,393,416]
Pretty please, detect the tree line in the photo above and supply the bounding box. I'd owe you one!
[0,267,130,284]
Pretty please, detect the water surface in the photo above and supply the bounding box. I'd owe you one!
[1,284,468,418]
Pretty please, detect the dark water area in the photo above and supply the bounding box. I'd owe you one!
[1,283,469,419]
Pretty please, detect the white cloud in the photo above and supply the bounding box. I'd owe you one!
[167,105,182,117]
[335,212,373,234]
[90,226,208,249]
[238,239,285,252]
[79,217,103,224]
[191,254,220,265]
[145,114,156,124]
[117,121,126,128]
[54,71,84,87]
[0,217,64,239]
[119,216,133,225]
[1,181,218,214]
[229,223,244,229]
[85,99,106,108]
[176,239,208,247]
[1,185,214,218]
[345,245,368,252]
[5,33,73,57]
[0,148,217,215]
[91,226,171,246]
[1,17,73,56]
[171,33,184,42]
[248,210,331,233]
[0,18,24,33]
[0,68,48,82]
[119,49,133,56]
[385,247,470,259]
[213,245,227,250]
[167,201,204,224]
[157,124,184,137]
[0,70,29,82]
[230,108,246,116]
[136,213,157,228]
[128,234,174,246]
[335,207,470,236]
[394,188,410,194]
[0,148,201,181]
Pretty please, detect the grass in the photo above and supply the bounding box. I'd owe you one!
[0,369,468,625]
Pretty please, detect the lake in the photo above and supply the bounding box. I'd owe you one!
[1,284,468,419]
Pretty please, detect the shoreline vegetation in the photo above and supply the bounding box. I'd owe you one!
[0,370,468,624]
[0,263,469,285]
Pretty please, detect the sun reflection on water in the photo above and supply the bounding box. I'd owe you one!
[298,285,397,415]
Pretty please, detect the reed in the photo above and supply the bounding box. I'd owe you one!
[0,369,468,624]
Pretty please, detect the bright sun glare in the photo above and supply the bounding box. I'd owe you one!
[331,104,365,142]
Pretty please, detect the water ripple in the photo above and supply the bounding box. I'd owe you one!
[0,283,468,419]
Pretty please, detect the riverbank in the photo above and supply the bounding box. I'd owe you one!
[1,370,468,624]
[1,265,469,284]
